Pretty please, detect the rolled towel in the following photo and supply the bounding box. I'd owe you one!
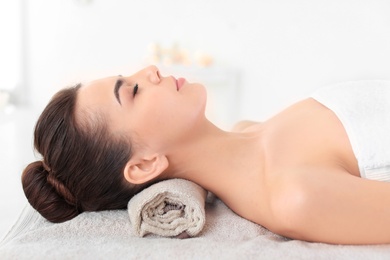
[128,179,207,238]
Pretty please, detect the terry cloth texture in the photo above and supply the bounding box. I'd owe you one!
[128,179,207,237]
[3,198,390,259]
[311,80,390,182]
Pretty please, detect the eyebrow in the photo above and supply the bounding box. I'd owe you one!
[114,77,124,105]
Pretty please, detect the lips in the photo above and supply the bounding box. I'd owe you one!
[176,77,186,91]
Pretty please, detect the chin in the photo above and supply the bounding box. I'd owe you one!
[198,85,208,113]
[196,83,207,101]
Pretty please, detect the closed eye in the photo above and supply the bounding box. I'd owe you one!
[133,84,139,97]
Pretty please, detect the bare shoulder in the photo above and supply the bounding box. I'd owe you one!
[264,167,390,244]
[232,120,261,132]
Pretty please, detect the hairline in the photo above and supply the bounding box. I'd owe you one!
[73,84,134,149]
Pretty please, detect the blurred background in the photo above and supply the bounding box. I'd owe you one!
[1,0,389,239]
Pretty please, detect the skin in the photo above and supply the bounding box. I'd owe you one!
[77,65,390,245]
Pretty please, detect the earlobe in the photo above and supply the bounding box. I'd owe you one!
[123,154,168,184]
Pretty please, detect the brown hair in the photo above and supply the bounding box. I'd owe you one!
[22,84,149,223]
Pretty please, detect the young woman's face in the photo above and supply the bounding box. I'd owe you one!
[77,65,207,153]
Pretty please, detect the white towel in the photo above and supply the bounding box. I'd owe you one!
[127,179,207,238]
[311,80,390,181]
[2,193,390,258]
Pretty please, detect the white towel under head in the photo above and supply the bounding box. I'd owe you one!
[127,179,207,237]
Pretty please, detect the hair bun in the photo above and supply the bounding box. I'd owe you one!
[22,161,80,223]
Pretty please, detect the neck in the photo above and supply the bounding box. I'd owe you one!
[166,120,265,199]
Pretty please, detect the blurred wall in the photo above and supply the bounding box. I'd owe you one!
[26,0,390,123]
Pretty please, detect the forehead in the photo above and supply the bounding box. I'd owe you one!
[76,76,119,115]
[83,76,117,91]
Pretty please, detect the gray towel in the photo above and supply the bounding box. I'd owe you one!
[127,179,207,237]
[2,194,390,258]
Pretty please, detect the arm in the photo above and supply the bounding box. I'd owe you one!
[269,169,390,245]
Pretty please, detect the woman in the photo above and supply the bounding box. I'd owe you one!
[22,65,390,245]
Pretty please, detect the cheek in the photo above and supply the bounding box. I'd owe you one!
[135,86,207,137]
[132,98,174,134]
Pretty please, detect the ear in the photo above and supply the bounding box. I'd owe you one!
[123,154,169,185]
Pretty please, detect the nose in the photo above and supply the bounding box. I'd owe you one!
[143,65,161,84]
